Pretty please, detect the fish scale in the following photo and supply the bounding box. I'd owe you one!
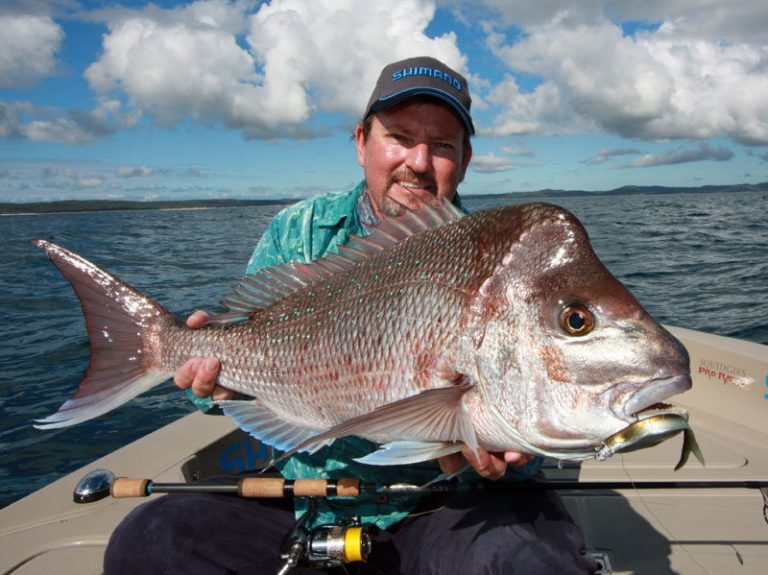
[208,215,495,417]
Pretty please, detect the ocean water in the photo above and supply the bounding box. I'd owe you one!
[0,191,766,508]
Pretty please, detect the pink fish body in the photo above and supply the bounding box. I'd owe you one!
[34,202,692,465]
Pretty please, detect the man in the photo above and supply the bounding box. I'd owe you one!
[104,56,597,575]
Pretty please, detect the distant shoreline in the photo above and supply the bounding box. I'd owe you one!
[0,205,245,217]
[0,198,298,216]
[1,182,765,215]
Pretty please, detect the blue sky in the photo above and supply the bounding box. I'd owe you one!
[1,0,767,202]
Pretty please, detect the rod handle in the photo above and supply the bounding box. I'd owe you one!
[238,477,285,498]
[238,477,361,498]
[111,477,150,498]
[336,478,362,497]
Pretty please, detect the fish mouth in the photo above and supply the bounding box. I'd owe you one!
[630,402,688,422]
[589,369,699,463]
[613,373,692,423]
[599,374,692,460]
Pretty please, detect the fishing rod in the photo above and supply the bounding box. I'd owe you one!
[74,468,768,574]
[73,468,768,504]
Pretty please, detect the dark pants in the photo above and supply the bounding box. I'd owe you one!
[104,488,598,575]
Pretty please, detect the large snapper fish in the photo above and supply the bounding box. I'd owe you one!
[33,201,695,466]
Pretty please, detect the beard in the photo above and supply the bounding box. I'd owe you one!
[377,169,438,218]
[378,195,408,218]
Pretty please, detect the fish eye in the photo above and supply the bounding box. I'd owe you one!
[559,303,594,336]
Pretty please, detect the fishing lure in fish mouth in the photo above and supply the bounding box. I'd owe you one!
[595,412,705,471]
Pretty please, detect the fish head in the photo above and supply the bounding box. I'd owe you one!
[468,203,692,459]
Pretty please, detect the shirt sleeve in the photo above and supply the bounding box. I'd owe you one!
[245,217,291,274]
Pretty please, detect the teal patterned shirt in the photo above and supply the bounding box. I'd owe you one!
[193,181,542,529]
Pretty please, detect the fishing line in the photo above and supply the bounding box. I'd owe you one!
[618,456,712,575]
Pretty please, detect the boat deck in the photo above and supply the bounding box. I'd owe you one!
[1,326,766,574]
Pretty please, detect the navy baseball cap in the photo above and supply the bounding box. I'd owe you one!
[364,56,475,135]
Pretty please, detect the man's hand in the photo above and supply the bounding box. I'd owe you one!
[439,445,531,480]
[174,310,236,401]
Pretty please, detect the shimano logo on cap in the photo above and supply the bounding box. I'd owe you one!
[391,67,462,91]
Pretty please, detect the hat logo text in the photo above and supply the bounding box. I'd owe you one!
[392,67,462,91]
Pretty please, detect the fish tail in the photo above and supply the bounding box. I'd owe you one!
[33,240,179,429]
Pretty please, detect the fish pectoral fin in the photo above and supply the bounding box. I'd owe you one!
[355,441,463,466]
[279,383,478,464]
[217,399,332,454]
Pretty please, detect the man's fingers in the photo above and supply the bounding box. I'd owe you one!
[503,451,532,466]
[211,385,238,401]
[440,446,532,481]
[186,310,210,329]
[178,313,236,401]
[174,358,201,390]
[461,445,506,480]
[438,452,465,475]
[190,357,221,398]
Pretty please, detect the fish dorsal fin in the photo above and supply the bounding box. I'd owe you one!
[220,261,317,315]
[220,200,464,314]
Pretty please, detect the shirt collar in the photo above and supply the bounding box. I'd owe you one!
[357,185,380,228]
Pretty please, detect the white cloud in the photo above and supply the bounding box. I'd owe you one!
[17,99,132,144]
[246,0,464,120]
[484,75,573,136]
[585,147,642,164]
[472,152,518,173]
[604,0,768,44]
[443,0,604,28]
[472,150,541,173]
[75,176,105,189]
[5,0,768,151]
[482,3,768,144]
[39,165,106,190]
[116,166,154,178]
[84,0,465,139]
[86,2,259,128]
[453,0,768,43]
[181,168,207,178]
[0,14,63,88]
[626,142,734,167]
[500,145,535,157]
[0,101,24,138]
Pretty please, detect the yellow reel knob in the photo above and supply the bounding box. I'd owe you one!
[343,525,371,563]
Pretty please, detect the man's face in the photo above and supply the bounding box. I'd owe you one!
[355,99,472,219]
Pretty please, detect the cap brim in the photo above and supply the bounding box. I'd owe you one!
[369,87,475,135]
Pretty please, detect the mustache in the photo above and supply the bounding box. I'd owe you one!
[386,169,436,190]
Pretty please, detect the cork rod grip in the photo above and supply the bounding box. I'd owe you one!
[237,477,361,498]
[238,477,286,498]
[336,477,361,497]
[111,478,150,498]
